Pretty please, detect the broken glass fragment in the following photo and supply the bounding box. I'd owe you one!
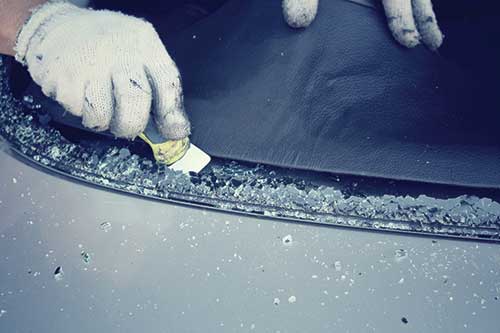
[282,234,293,245]
[334,261,342,271]
[81,251,91,264]
[99,221,112,232]
[54,266,64,281]
[394,249,408,262]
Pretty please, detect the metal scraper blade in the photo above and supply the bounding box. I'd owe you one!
[141,118,210,173]
[169,143,211,174]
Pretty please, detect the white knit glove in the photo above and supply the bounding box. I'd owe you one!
[282,0,443,50]
[282,0,319,28]
[382,0,442,50]
[15,1,191,140]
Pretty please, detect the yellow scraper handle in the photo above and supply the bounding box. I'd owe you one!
[138,133,190,165]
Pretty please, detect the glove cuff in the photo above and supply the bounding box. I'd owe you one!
[14,1,79,65]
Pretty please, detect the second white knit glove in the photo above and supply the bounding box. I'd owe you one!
[282,0,443,50]
[382,0,443,50]
[15,1,191,140]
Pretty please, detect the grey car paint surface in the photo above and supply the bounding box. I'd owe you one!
[1,149,499,332]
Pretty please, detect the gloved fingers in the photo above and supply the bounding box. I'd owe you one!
[412,0,443,51]
[40,81,57,105]
[146,61,191,140]
[49,77,85,117]
[82,76,113,132]
[109,68,152,139]
[382,0,421,48]
[282,0,319,28]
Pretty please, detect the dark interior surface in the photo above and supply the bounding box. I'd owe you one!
[15,0,500,189]
[161,0,500,188]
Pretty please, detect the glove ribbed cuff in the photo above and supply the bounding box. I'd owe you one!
[14,1,79,65]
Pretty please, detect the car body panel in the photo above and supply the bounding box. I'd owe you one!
[1,149,499,332]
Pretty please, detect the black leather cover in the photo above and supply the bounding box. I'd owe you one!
[159,0,500,188]
[29,0,500,189]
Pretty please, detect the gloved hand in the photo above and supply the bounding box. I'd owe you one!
[282,0,443,50]
[282,0,319,28]
[15,1,191,140]
[382,0,442,50]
